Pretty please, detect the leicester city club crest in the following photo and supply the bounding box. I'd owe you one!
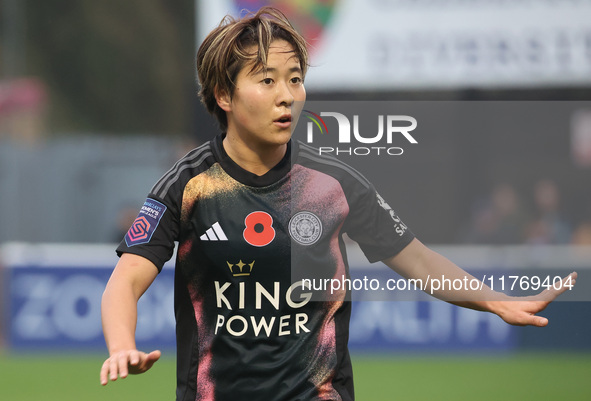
[289,211,322,245]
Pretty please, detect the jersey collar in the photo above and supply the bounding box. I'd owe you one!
[212,134,293,187]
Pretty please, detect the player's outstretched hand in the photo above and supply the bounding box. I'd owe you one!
[100,349,161,386]
[490,272,577,327]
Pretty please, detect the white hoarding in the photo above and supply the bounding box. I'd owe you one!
[197,0,591,90]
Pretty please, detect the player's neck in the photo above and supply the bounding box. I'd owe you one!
[222,134,287,176]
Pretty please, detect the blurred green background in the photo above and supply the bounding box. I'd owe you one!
[1,353,590,400]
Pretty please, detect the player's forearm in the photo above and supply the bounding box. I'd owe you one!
[101,281,140,354]
[419,247,507,311]
[384,238,507,313]
[101,253,159,354]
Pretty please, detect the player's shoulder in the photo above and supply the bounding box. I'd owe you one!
[294,140,372,190]
[150,140,216,200]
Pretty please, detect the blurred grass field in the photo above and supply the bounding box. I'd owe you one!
[0,352,589,400]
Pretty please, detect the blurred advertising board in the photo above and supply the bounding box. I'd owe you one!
[2,243,589,351]
[0,243,175,350]
[197,0,591,90]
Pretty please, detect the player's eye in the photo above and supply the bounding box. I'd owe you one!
[262,78,273,85]
[290,76,302,85]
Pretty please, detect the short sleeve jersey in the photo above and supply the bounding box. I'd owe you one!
[117,134,414,401]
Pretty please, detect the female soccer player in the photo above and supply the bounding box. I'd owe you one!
[100,7,576,401]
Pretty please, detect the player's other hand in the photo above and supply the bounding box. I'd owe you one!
[492,272,577,327]
[100,349,161,385]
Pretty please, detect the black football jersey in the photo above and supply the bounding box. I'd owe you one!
[117,134,414,401]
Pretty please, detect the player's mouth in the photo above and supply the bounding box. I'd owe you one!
[274,114,292,129]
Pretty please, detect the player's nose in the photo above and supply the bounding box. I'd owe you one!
[276,81,294,107]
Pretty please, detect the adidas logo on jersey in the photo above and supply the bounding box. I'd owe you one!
[200,222,228,241]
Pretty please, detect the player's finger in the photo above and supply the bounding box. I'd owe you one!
[109,355,120,381]
[539,272,577,302]
[528,315,549,327]
[100,359,111,385]
[117,351,130,379]
[135,350,160,372]
[510,311,548,327]
[569,271,578,287]
[554,272,577,296]
[147,350,161,362]
[129,349,140,366]
[144,350,161,370]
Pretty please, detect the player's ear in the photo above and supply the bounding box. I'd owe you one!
[215,86,231,112]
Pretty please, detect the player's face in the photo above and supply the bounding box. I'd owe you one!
[219,40,306,152]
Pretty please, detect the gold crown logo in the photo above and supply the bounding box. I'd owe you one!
[227,260,255,277]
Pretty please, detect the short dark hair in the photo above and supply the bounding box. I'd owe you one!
[196,7,309,130]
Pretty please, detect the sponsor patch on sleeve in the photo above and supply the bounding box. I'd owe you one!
[125,198,167,247]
